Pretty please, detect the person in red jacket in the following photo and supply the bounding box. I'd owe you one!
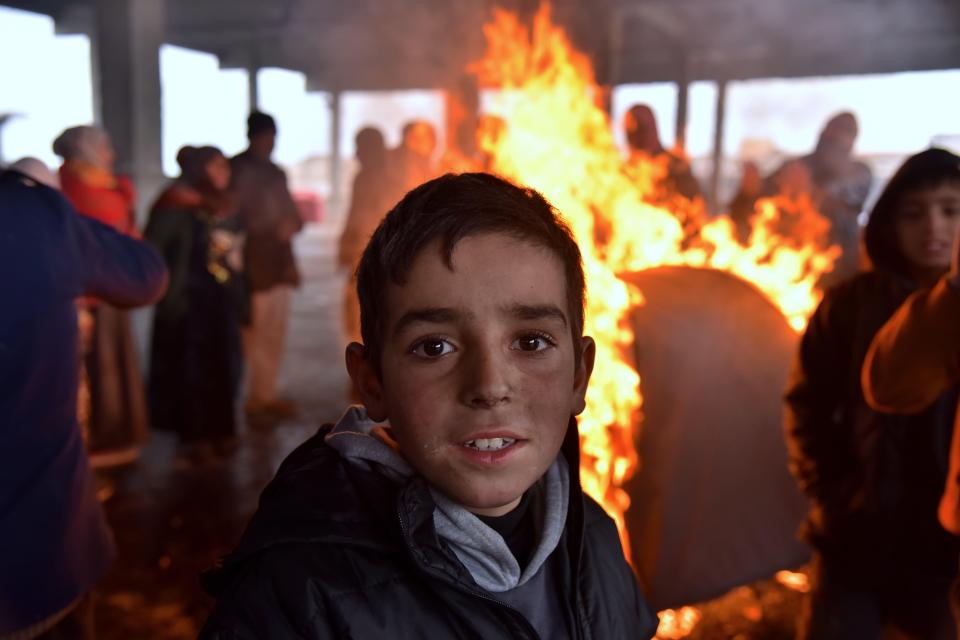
[53,125,149,467]
[55,125,137,233]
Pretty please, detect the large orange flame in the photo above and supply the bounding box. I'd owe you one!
[466,9,836,632]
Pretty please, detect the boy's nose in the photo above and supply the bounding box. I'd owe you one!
[461,346,511,408]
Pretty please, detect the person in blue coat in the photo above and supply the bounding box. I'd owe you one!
[0,168,167,638]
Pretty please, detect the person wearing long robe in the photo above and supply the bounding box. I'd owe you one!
[145,146,243,442]
[53,125,148,466]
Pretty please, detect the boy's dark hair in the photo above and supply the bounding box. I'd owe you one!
[356,172,586,370]
[864,147,960,276]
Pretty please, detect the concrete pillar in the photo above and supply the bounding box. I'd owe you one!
[93,0,165,223]
[674,61,690,152]
[709,79,728,215]
[328,90,343,221]
[54,4,101,123]
[247,64,260,113]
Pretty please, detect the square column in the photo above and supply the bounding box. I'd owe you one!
[93,0,165,222]
[328,90,342,218]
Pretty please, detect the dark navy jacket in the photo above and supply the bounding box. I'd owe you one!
[0,170,167,634]
[200,421,659,639]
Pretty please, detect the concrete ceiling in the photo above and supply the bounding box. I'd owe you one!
[5,0,960,90]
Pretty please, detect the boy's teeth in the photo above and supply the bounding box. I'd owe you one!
[464,437,516,451]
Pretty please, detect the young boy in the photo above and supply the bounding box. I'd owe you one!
[862,182,960,632]
[785,148,960,639]
[200,172,658,638]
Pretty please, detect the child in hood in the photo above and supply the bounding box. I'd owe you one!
[785,148,960,639]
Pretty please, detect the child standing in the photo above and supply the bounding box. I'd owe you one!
[200,172,658,638]
[785,148,960,639]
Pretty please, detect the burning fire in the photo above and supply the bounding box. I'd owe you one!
[467,6,836,633]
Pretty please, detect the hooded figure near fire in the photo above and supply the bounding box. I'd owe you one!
[199,172,659,639]
[785,148,960,639]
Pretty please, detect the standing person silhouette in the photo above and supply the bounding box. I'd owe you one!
[230,112,303,420]
[53,125,150,467]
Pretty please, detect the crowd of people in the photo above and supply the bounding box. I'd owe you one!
[1,96,959,640]
[1,109,306,638]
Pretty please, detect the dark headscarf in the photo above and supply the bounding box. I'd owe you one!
[864,147,960,276]
[176,145,224,186]
[171,145,232,217]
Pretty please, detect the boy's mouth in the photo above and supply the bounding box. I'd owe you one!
[462,437,517,452]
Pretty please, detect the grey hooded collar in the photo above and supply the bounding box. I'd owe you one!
[324,405,570,593]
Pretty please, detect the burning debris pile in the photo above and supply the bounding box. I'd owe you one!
[468,4,835,549]
[460,6,840,636]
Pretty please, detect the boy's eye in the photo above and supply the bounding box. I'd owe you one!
[512,334,555,352]
[412,338,454,358]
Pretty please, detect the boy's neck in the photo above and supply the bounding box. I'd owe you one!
[908,265,946,289]
[468,495,523,518]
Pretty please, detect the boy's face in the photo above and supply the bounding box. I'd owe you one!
[348,233,594,516]
[895,182,960,276]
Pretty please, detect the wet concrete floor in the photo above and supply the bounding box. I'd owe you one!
[93,224,804,639]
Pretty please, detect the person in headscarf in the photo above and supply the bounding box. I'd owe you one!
[623,103,702,203]
[767,112,873,284]
[54,125,136,233]
[230,111,303,420]
[338,127,391,346]
[53,125,149,467]
[145,146,244,446]
[785,148,960,639]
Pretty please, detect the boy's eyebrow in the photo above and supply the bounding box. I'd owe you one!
[392,307,462,335]
[392,304,567,334]
[504,303,568,327]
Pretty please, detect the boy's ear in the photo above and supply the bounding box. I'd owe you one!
[571,336,596,416]
[345,342,388,422]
